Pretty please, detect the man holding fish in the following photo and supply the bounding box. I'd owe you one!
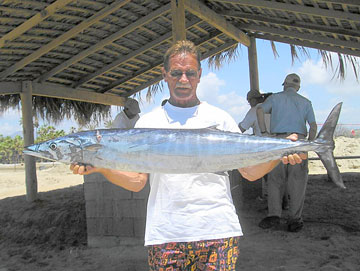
[69,40,306,270]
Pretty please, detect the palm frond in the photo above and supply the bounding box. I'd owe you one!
[146,81,164,103]
[0,94,21,113]
[270,41,279,59]
[0,95,111,126]
[318,50,333,71]
[207,43,241,70]
[290,44,299,65]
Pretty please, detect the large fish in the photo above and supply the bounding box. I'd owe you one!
[24,103,345,189]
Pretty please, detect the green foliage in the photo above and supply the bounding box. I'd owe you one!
[0,135,24,164]
[0,125,65,164]
[35,125,66,143]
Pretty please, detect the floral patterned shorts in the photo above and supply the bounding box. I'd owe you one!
[148,236,240,271]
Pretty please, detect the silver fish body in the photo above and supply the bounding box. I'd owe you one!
[24,103,345,188]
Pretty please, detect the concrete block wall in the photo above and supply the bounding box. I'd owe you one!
[83,170,247,248]
[84,173,149,247]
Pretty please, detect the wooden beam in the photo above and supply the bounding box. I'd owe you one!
[252,33,360,58]
[242,24,360,51]
[0,81,22,95]
[248,36,259,92]
[171,0,186,42]
[219,10,360,39]
[21,81,38,202]
[0,0,73,49]
[73,18,201,89]
[216,0,360,23]
[0,0,131,80]
[100,30,224,93]
[31,82,126,106]
[37,3,171,82]
[184,0,250,47]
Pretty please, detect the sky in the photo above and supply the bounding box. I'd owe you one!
[0,39,359,137]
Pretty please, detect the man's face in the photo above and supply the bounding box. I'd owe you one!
[162,52,202,107]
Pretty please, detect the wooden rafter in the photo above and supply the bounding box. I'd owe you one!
[0,0,73,49]
[0,0,131,80]
[171,0,186,42]
[243,24,360,53]
[253,33,360,58]
[37,3,171,82]
[73,18,201,89]
[101,30,225,94]
[215,0,360,23]
[32,82,126,106]
[184,0,250,47]
[219,10,360,39]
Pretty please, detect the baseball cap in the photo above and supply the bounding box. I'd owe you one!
[282,73,301,89]
[247,90,262,100]
[124,98,140,114]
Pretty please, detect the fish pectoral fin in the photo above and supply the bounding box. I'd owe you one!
[84,143,103,152]
[204,125,221,131]
[213,171,229,177]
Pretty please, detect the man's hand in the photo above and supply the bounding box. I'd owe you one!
[281,133,308,165]
[70,163,100,175]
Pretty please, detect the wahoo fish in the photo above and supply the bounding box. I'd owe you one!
[24,103,345,189]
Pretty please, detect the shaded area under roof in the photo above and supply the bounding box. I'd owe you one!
[0,0,358,106]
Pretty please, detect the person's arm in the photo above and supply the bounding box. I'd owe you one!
[237,134,308,181]
[256,106,267,134]
[70,164,148,192]
[308,122,317,141]
[238,123,246,133]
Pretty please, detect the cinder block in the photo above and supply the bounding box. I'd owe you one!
[84,181,102,201]
[84,173,107,183]
[132,181,150,199]
[113,199,147,218]
[113,217,134,237]
[86,217,98,236]
[98,217,114,235]
[133,217,146,238]
[109,183,133,199]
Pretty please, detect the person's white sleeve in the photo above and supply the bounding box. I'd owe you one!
[239,110,253,131]
[112,112,128,128]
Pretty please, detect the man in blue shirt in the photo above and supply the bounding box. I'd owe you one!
[256,73,317,232]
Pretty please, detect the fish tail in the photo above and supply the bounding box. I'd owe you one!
[313,102,345,189]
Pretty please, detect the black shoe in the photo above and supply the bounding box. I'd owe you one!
[287,220,304,232]
[258,216,280,229]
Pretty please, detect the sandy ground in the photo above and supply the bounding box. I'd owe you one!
[0,137,359,271]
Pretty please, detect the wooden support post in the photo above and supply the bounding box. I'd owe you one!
[21,81,38,202]
[247,36,259,92]
[171,0,186,42]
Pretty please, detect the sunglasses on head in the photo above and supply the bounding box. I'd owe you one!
[169,69,198,79]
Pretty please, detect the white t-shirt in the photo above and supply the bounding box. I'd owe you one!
[135,101,243,246]
[112,111,140,128]
[239,104,271,136]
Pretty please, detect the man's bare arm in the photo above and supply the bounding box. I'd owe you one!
[237,134,307,181]
[70,164,148,192]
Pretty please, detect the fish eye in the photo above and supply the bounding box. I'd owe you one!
[49,143,57,151]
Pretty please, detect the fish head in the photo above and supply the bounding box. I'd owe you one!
[23,132,98,164]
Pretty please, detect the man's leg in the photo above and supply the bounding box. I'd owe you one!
[287,159,308,232]
[259,163,285,228]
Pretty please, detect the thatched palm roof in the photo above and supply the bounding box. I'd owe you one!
[0,0,359,123]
